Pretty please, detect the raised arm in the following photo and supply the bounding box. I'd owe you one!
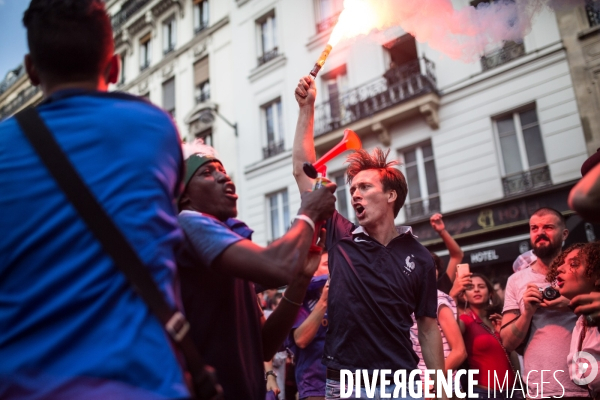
[215,186,336,288]
[293,76,318,193]
[430,213,463,283]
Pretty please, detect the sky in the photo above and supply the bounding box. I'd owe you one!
[0,0,29,81]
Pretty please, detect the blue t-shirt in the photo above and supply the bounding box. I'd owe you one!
[288,275,328,399]
[323,211,438,371]
[0,91,189,398]
[177,211,265,400]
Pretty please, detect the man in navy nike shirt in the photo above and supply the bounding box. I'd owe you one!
[292,75,446,400]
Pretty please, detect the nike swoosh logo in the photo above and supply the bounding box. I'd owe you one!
[354,237,369,243]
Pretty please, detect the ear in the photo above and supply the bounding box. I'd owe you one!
[387,189,397,204]
[561,228,569,242]
[104,54,120,85]
[24,54,41,86]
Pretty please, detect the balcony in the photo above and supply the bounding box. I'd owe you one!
[502,165,552,196]
[404,195,440,222]
[111,0,152,31]
[586,0,600,27]
[314,58,438,137]
[480,41,525,72]
[262,140,285,159]
[257,48,279,66]
[0,85,41,120]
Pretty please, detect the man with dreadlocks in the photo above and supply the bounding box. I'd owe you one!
[293,76,446,400]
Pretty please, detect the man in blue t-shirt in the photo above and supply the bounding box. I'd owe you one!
[0,1,190,398]
[287,251,330,400]
[293,76,446,400]
[176,141,337,400]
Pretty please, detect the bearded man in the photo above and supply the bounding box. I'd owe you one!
[500,208,588,399]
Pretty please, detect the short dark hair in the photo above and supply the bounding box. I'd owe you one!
[431,252,444,277]
[23,0,114,82]
[346,148,408,217]
[531,207,566,228]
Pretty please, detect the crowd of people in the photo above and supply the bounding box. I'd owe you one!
[1,1,600,400]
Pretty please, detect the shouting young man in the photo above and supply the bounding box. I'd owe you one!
[292,76,445,400]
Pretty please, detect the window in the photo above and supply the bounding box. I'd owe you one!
[139,33,151,71]
[163,17,177,55]
[262,99,284,158]
[257,11,278,66]
[119,52,126,85]
[195,129,213,147]
[194,57,210,103]
[383,35,419,86]
[315,0,343,32]
[495,107,550,195]
[331,171,354,221]
[321,65,348,126]
[268,190,289,242]
[399,142,440,221]
[194,0,209,33]
[162,78,175,117]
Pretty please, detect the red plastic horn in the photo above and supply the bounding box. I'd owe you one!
[303,129,362,179]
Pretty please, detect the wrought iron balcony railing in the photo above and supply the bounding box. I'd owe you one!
[257,48,279,66]
[111,0,152,31]
[586,0,600,27]
[314,58,437,137]
[262,140,285,159]
[481,41,525,71]
[404,195,441,222]
[0,85,41,120]
[502,165,552,196]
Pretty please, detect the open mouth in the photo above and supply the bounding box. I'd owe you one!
[354,204,365,219]
[555,277,565,288]
[224,184,238,199]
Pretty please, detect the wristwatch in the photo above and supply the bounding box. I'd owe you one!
[265,370,277,380]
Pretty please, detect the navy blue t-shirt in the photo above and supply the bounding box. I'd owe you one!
[287,275,328,398]
[177,211,264,400]
[323,211,438,371]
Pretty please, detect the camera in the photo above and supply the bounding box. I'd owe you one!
[539,286,560,301]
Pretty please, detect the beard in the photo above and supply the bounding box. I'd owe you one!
[531,236,561,259]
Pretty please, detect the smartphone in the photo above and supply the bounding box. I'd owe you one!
[456,263,470,277]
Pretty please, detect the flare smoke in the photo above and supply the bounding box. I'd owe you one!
[340,0,589,61]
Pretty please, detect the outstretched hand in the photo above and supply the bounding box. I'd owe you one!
[295,76,316,107]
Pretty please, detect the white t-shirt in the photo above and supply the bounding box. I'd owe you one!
[503,266,588,397]
[410,290,457,383]
[568,315,600,397]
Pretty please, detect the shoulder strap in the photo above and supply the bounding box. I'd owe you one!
[14,107,222,400]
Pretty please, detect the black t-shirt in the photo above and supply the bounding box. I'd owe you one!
[323,211,438,371]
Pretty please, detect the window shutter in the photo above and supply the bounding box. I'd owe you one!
[194,57,209,86]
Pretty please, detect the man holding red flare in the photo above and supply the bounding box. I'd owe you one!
[293,75,446,400]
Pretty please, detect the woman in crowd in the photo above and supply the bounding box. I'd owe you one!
[547,242,600,398]
[458,273,518,399]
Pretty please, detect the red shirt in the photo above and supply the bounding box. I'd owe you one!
[460,311,516,390]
